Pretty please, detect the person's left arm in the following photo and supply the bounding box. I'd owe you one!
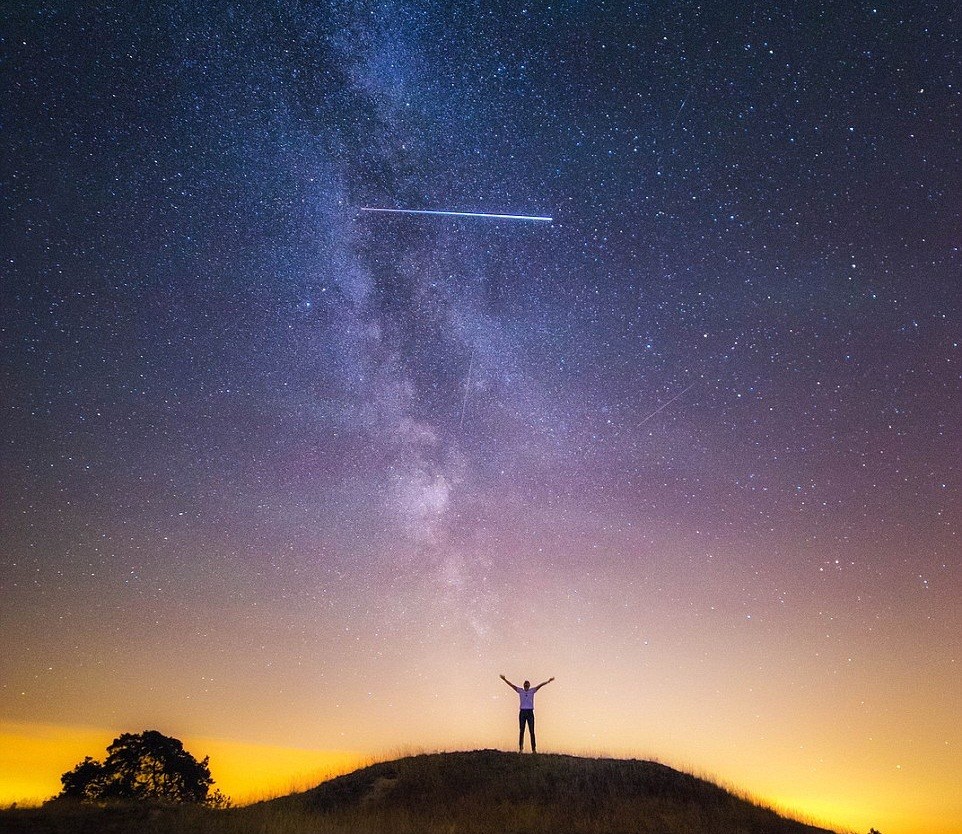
[533,677,555,691]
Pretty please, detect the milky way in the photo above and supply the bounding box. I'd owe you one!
[2,3,960,832]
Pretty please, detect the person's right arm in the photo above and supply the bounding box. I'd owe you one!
[499,674,518,690]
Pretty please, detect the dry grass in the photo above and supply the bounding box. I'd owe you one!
[0,749,838,834]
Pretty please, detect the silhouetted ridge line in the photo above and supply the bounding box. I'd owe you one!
[0,750,840,833]
[265,749,838,833]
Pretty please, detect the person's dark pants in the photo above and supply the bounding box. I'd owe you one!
[519,709,535,752]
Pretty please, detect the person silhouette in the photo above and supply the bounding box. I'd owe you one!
[500,674,554,752]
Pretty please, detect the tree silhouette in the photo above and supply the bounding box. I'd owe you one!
[59,757,105,801]
[57,730,221,804]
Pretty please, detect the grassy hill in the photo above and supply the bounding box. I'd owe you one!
[1,749,839,834]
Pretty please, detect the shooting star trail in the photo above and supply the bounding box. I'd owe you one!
[359,207,553,223]
[667,86,693,131]
[637,380,698,426]
[459,344,475,430]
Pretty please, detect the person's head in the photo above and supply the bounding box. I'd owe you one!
[523,680,530,690]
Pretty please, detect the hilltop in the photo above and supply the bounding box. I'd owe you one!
[1,749,838,834]
[265,749,837,833]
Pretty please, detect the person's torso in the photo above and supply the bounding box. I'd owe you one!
[517,687,536,709]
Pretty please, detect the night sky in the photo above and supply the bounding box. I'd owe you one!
[2,2,960,832]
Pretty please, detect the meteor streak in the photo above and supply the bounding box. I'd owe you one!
[359,207,553,223]
[637,380,697,426]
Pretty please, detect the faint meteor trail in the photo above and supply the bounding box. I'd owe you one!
[459,344,475,430]
[637,380,698,426]
[359,207,553,223]
[667,85,693,131]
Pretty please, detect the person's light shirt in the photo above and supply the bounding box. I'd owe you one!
[515,686,536,709]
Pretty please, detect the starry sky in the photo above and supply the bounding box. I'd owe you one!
[2,2,960,832]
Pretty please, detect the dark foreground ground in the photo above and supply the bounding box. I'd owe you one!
[1,749,839,834]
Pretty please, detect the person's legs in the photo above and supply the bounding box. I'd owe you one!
[519,709,535,751]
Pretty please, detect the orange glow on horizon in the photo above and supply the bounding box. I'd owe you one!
[0,721,364,806]
[4,720,962,834]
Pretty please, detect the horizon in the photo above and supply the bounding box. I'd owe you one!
[3,3,959,834]
[0,723,852,831]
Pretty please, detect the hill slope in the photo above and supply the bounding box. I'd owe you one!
[1,749,839,834]
[262,749,836,834]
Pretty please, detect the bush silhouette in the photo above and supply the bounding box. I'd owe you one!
[57,730,221,805]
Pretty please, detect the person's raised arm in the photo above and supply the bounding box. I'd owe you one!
[499,674,518,690]
[533,677,555,691]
